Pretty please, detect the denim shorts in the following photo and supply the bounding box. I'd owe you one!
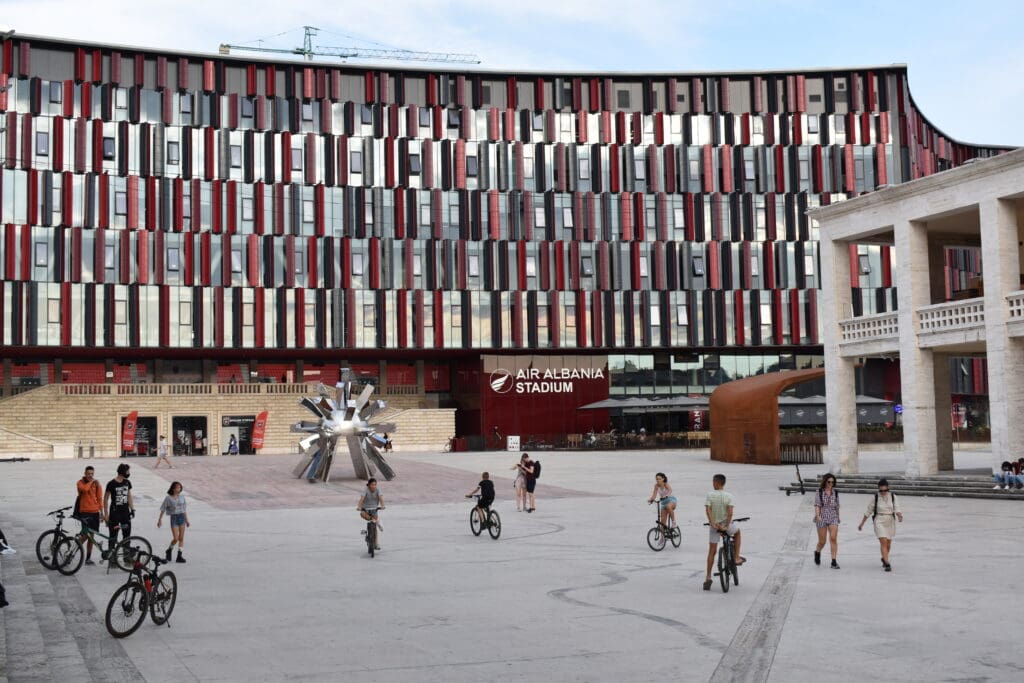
[659,496,677,509]
[170,513,186,527]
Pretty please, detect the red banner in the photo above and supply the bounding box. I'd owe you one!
[121,411,139,451]
[252,411,268,450]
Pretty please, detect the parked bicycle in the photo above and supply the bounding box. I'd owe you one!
[646,500,682,551]
[105,552,178,638]
[703,517,749,592]
[466,494,501,540]
[35,506,75,570]
[360,506,383,557]
[55,526,153,576]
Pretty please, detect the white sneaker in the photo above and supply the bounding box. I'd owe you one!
[1006,485,1012,490]
[995,485,1003,490]
[0,544,15,555]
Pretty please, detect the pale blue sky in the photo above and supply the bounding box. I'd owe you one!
[3,0,1021,145]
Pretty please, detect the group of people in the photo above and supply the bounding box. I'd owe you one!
[993,459,1024,490]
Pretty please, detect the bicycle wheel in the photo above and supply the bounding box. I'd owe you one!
[647,526,666,551]
[55,537,85,576]
[36,530,61,570]
[470,508,483,536]
[105,581,148,638]
[487,510,501,540]
[669,526,682,549]
[149,571,178,625]
[112,536,154,572]
[732,555,740,586]
[367,524,375,557]
[718,544,731,593]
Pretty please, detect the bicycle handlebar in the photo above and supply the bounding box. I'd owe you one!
[702,517,750,527]
[47,506,73,516]
[360,507,383,512]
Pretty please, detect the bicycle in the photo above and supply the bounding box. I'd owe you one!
[466,494,501,540]
[703,517,749,593]
[105,552,178,638]
[360,507,383,557]
[646,500,681,551]
[55,525,153,576]
[36,506,76,570]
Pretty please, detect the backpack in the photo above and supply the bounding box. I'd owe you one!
[872,492,896,519]
[531,460,541,479]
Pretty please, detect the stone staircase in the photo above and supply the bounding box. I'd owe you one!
[778,472,1024,501]
[0,518,144,682]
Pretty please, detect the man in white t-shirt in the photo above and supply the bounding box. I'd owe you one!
[704,473,743,590]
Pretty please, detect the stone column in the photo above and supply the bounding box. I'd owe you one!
[931,353,954,470]
[980,198,1024,469]
[821,236,859,473]
[895,219,939,476]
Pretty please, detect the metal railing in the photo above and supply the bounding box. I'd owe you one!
[917,297,985,335]
[839,311,899,343]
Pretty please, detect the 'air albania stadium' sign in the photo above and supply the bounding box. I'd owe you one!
[489,367,605,394]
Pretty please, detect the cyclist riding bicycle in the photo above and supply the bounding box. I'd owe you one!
[703,473,744,591]
[466,472,495,526]
[646,472,677,529]
[357,478,385,550]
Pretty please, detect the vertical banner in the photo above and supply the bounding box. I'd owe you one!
[121,411,139,451]
[252,411,268,450]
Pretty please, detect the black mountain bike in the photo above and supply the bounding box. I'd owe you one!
[467,495,501,540]
[704,517,749,592]
[360,507,383,557]
[36,506,75,570]
[105,553,178,638]
[55,526,152,576]
[646,500,681,551]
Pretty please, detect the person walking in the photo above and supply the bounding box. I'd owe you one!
[858,478,902,572]
[155,435,173,468]
[813,474,841,569]
[75,466,104,565]
[103,464,136,566]
[157,481,190,563]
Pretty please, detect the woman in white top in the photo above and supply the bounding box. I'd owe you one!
[857,478,902,572]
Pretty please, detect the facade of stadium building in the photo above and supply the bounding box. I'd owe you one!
[0,34,1010,445]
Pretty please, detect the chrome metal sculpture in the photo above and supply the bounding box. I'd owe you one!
[292,369,396,482]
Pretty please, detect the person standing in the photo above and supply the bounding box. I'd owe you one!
[704,474,743,591]
[75,466,104,565]
[155,435,173,469]
[523,455,538,513]
[858,478,902,572]
[511,453,529,512]
[103,464,136,565]
[814,474,841,569]
[157,482,190,563]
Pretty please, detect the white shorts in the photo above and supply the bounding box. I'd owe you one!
[708,521,739,544]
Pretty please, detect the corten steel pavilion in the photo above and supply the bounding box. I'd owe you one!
[811,148,1024,476]
[0,31,1011,450]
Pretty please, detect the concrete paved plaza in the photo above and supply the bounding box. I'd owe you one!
[1,448,1020,682]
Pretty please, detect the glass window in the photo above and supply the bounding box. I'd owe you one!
[579,158,590,180]
[692,255,705,276]
[807,116,819,134]
[36,132,49,156]
[534,206,546,227]
[419,107,431,128]
[242,198,254,221]
[305,303,316,326]
[351,150,363,174]
[650,304,660,326]
[302,102,314,121]
[352,253,365,276]
[466,156,479,177]
[409,154,421,174]
[105,245,116,269]
[447,109,460,128]
[167,141,180,165]
[423,303,433,326]
[102,137,116,160]
[676,304,688,326]
[581,256,594,276]
[291,148,302,171]
[413,258,422,276]
[230,145,242,168]
[303,200,314,223]
[114,300,127,324]
[468,254,480,277]
[634,159,646,180]
[639,256,649,277]
[524,157,535,178]
[167,248,180,271]
[858,254,871,274]
[49,81,62,103]
[525,256,537,277]
[241,97,254,118]
[115,88,127,110]
[562,207,573,228]
[750,254,759,276]
[115,192,128,216]
[617,90,630,108]
[180,93,192,114]
[420,204,431,226]
[361,104,373,125]
[179,302,191,325]
[362,305,375,327]
[294,250,304,274]
[804,253,815,275]
[242,302,254,320]
[566,304,576,327]
[232,249,242,273]
[48,298,61,323]
[452,304,463,327]
[674,208,684,227]
[34,242,48,266]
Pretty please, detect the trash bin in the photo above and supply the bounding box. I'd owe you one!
[77,440,84,459]
[88,440,95,459]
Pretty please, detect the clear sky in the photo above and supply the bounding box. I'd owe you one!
[3,0,1021,145]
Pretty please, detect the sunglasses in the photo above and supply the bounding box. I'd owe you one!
[878,488,889,492]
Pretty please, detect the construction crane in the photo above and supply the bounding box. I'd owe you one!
[219,26,480,64]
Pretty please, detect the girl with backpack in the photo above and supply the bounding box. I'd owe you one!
[857,478,903,572]
[813,474,840,569]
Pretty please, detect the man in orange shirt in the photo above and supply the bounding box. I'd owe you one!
[76,466,105,565]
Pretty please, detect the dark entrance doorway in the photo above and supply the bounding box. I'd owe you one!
[172,416,208,455]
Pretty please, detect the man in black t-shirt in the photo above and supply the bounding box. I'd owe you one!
[466,472,496,527]
[103,463,136,559]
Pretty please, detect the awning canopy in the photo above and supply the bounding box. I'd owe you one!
[578,395,710,413]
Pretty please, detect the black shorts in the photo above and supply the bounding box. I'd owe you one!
[477,497,494,510]
[108,514,132,531]
[78,513,100,533]
[525,478,536,493]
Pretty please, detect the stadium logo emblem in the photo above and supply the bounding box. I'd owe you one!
[489,369,514,394]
